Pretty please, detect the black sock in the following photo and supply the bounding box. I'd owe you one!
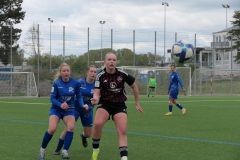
[92,139,100,149]
[81,133,87,140]
[119,146,128,157]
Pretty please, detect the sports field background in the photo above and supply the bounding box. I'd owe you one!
[0,95,239,160]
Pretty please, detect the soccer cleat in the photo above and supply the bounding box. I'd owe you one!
[182,108,186,115]
[61,149,69,159]
[165,112,172,116]
[91,149,100,160]
[54,149,60,155]
[81,133,88,148]
[38,148,45,160]
[121,157,128,160]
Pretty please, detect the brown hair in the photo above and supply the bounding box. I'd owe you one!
[88,65,96,71]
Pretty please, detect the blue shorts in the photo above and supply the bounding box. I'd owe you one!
[169,89,179,99]
[49,108,75,120]
[74,109,93,127]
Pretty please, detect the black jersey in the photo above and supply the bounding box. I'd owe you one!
[95,68,135,103]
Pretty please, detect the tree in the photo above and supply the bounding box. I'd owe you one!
[226,10,240,63]
[23,23,43,57]
[0,0,25,65]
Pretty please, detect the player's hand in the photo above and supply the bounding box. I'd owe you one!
[182,88,186,92]
[135,104,144,114]
[91,97,99,105]
[167,90,170,94]
[83,104,89,110]
[61,102,69,110]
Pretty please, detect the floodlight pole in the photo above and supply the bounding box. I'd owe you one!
[162,2,169,64]
[222,4,230,29]
[99,21,106,68]
[48,18,53,71]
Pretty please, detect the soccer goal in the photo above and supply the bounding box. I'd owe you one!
[0,72,38,97]
[119,66,191,96]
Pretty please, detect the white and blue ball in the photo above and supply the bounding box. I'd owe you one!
[171,40,194,63]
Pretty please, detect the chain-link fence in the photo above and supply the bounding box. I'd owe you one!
[1,22,232,97]
[191,69,240,95]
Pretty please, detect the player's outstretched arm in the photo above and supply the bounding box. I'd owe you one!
[130,82,144,114]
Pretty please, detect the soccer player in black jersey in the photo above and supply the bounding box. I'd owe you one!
[90,52,144,160]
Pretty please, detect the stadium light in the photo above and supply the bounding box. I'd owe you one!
[222,4,230,29]
[48,18,53,71]
[99,21,106,68]
[162,2,169,65]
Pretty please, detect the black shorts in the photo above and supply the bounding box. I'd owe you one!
[149,86,155,89]
[97,100,127,120]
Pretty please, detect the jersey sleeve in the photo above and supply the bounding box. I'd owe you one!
[126,74,135,86]
[76,80,84,107]
[154,79,157,86]
[176,73,184,89]
[50,81,62,107]
[94,77,101,89]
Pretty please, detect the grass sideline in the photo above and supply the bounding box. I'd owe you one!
[0,95,239,160]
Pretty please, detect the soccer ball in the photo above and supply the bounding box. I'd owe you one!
[171,40,194,63]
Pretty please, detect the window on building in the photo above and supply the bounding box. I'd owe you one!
[223,52,229,65]
[219,36,221,42]
[216,36,218,42]
[223,35,226,42]
[216,52,221,65]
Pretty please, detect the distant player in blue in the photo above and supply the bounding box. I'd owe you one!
[53,65,97,155]
[38,63,85,160]
[165,64,186,116]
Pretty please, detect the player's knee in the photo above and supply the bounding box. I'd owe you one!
[93,121,104,131]
[66,124,74,132]
[118,130,127,137]
[48,127,57,134]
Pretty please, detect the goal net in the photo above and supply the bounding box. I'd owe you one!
[0,72,38,97]
[119,66,191,96]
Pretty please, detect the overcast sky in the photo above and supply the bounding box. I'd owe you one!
[17,0,240,58]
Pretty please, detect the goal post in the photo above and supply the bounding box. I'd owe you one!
[0,72,38,97]
[119,66,191,96]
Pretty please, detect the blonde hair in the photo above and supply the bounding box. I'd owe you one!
[105,52,116,60]
[54,63,71,80]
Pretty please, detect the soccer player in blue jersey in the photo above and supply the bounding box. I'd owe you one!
[165,64,186,116]
[38,63,86,160]
[53,65,97,154]
[90,52,144,160]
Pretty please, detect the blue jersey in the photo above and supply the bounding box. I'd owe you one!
[50,77,84,112]
[75,78,95,111]
[168,72,184,91]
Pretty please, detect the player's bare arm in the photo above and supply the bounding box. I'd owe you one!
[130,82,144,113]
[91,88,100,105]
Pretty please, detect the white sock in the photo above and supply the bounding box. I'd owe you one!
[40,148,45,152]
[93,148,99,151]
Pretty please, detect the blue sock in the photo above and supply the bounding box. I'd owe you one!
[176,103,183,110]
[41,131,53,148]
[63,131,73,150]
[169,105,173,112]
[56,138,64,150]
